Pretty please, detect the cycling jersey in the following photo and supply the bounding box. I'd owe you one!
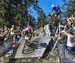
[53,6,60,12]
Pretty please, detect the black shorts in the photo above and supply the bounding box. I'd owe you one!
[57,12,61,16]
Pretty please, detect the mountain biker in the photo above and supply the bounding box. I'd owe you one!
[51,4,61,24]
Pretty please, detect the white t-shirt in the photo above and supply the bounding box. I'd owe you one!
[67,34,75,47]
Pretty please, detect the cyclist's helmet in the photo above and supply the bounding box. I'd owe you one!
[51,4,55,8]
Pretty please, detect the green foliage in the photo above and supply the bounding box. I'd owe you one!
[62,0,75,17]
[36,9,46,29]
[0,19,5,27]
[0,0,48,29]
[0,0,39,28]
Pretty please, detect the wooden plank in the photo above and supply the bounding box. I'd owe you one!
[0,37,22,57]
[14,35,51,59]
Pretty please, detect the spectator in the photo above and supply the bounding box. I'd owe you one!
[0,30,4,45]
[64,28,75,52]
[64,18,73,33]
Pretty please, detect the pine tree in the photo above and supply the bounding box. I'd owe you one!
[36,8,46,28]
[0,0,9,27]
[0,0,39,28]
[62,0,75,17]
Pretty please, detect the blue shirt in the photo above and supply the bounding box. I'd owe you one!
[53,7,60,12]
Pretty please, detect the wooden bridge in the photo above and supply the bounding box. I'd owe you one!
[0,24,58,63]
[14,35,51,59]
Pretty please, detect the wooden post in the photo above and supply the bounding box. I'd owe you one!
[58,23,61,37]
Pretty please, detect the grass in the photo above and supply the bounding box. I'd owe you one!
[0,48,60,63]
